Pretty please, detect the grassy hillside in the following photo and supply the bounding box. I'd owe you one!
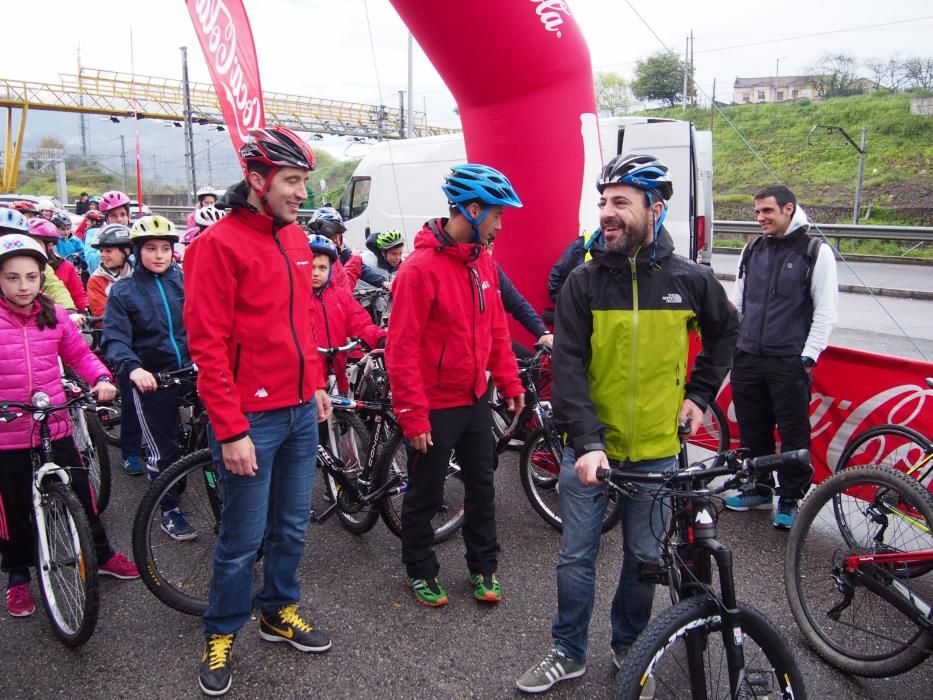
[637,92,933,225]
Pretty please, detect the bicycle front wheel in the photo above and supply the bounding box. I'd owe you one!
[375,429,465,544]
[786,465,933,677]
[684,400,730,463]
[519,428,623,533]
[615,597,806,700]
[323,411,380,535]
[132,449,261,616]
[35,482,99,647]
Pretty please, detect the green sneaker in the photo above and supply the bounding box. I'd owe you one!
[469,572,502,602]
[405,576,448,607]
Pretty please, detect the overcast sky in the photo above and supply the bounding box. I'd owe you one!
[2,0,931,175]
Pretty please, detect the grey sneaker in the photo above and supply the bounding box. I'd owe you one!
[516,649,585,693]
[614,649,656,699]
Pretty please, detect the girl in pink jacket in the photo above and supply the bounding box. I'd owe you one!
[0,234,139,619]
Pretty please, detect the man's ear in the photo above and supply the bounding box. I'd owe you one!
[246,169,267,192]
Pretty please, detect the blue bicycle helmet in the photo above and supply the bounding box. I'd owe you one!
[308,233,338,262]
[441,164,522,242]
[0,207,29,234]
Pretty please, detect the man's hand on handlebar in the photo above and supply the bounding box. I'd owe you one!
[537,333,554,348]
[678,398,704,436]
[129,367,158,393]
[575,449,608,486]
[91,380,117,402]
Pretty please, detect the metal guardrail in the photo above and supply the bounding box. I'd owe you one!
[715,220,933,243]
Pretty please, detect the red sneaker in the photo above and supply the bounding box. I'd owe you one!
[6,582,35,617]
[99,552,140,580]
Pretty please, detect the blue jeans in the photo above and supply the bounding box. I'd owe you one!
[551,447,674,662]
[203,402,319,636]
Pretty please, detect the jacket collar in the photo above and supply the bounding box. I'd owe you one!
[415,219,481,263]
[221,180,287,234]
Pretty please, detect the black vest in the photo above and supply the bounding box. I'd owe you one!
[736,228,816,357]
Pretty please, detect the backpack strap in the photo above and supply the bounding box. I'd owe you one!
[736,235,764,280]
[803,234,823,287]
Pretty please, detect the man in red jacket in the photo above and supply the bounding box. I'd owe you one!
[386,164,525,608]
[184,127,333,697]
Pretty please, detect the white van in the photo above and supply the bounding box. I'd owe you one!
[338,117,713,264]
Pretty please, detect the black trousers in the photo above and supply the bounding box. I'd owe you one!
[118,372,143,459]
[131,383,182,512]
[401,402,499,579]
[730,350,814,500]
[0,437,111,578]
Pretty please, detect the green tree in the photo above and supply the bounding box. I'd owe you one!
[631,52,687,107]
[595,71,634,116]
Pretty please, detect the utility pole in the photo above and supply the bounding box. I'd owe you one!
[77,46,89,160]
[151,155,158,189]
[710,78,716,133]
[205,138,213,185]
[689,29,695,106]
[854,126,868,224]
[682,36,689,110]
[119,135,128,192]
[398,91,405,139]
[407,34,415,138]
[180,46,197,206]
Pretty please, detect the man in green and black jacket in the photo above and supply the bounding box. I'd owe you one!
[517,154,738,695]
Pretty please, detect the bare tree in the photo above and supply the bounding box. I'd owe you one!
[808,53,858,97]
[865,57,909,92]
[903,57,933,90]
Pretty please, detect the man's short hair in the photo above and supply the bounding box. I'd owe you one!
[245,161,273,180]
[754,184,796,210]
[80,191,88,197]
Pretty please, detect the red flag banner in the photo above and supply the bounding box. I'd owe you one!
[691,343,933,484]
[186,0,265,155]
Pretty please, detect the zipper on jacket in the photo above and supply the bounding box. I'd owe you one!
[627,257,639,459]
[753,238,782,354]
[22,324,33,397]
[155,276,184,369]
[436,340,447,385]
[469,266,486,313]
[233,343,242,382]
[273,230,306,403]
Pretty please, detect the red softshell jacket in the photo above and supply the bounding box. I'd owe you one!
[385,219,522,438]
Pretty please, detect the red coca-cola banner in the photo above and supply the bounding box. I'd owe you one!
[186,0,265,157]
[697,344,933,484]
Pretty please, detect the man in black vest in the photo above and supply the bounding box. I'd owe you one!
[725,184,838,528]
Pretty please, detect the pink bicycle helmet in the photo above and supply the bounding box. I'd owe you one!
[99,190,131,214]
[28,217,61,242]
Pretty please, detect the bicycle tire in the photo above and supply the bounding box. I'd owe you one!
[374,427,465,544]
[132,449,261,616]
[785,465,933,677]
[518,428,624,533]
[35,482,100,648]
[615,597,807,700]
[76,408,112,513]
[835,424,933,492]
[684,400,731,463]
[100,395,122,447]
[323,411,380,535]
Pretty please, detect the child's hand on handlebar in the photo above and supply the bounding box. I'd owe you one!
[91,381,117,402]
[129,367,158,393]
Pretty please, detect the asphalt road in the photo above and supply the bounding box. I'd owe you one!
[1,440,931,699]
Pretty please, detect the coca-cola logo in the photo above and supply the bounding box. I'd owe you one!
[529,0,571,38]
[191,0,264,144]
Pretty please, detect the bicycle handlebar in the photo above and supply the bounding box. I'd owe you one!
[154,366,198,388]
[0,391,97,422]
[318,338,362,356]
[596,448,811,492]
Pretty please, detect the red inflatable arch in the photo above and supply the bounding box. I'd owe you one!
[390,0,601,333]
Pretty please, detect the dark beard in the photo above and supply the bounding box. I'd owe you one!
[604,219,651,256]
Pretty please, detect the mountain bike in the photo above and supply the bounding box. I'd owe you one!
[785,465,933,677]
[353,287,392,327]
[604,444,810,699]
[0,391,100,647]
[79,315,123,448]
[833,378,933,494]
[61,366,112,513]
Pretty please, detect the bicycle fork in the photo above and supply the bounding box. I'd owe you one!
[32,462,85,582]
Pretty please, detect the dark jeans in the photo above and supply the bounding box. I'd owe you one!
[0,438,112,580]
[731,350,814,500]
[401,402,499,579]
[118,372,143,459]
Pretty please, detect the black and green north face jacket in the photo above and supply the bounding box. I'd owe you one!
[552,228,738,462]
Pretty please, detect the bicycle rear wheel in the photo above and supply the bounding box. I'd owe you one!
[98,395,122,447]
[132,449,261,616]
[615,597,806,700]
[518,428,623,533]
[786,465,933,677]
[375,428,465,544]
[35,482,99,647]
[684,400,730,463]
[835,424,933,493]
[71,407,112,513]
[323,411,380,535]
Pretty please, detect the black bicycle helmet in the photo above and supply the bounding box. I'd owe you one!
[93,224,133,250]
[597,153,673,201]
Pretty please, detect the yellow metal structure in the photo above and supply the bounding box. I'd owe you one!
[0,67,457,191]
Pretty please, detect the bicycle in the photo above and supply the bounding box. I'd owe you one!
[603,443,810,699]
[785,465,933,677]
[353,287,392,327]
[61,368,112,513]
[0,391,100,647]
[79,314,123,448]
[833,378,933,493]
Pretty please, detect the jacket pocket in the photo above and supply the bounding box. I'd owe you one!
[435,340,447,386]
[233,343,242,382]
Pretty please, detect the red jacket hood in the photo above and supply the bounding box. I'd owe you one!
[414,219,484,264]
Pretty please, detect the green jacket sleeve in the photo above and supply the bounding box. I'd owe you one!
[684,265,739,410]
[43,268,76,310]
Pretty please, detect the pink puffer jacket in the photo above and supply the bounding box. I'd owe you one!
[0,299,112,449]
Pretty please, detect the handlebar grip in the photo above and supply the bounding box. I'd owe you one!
[677,421,692,437]
[747,449,811,475]
[596,467,610,481]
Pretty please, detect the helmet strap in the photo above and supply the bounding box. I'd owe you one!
[456,203,489,244]
[249,166,280,219]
